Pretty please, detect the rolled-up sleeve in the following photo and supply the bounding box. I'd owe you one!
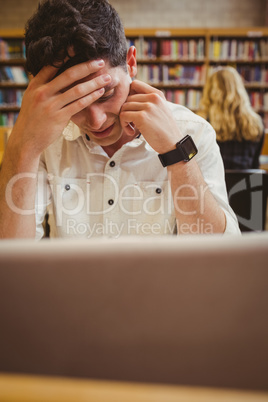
[191,119,240,235]
[171,103,240,235]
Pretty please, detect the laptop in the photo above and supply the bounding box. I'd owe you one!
[0,233,268,391]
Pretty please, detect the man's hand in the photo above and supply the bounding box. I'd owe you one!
[11,59,111,156]
[120,80,183,154]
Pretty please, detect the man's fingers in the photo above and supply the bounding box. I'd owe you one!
[129,79,153,94]
[57,73,111,109]
[43,59,106,94]
[127,89,165,105]
[130,79,165,97]
[121,100,148,111]
[62,87,105,117]
[122,93,165,110]
[52,59,106,92]
[120,110,139,127]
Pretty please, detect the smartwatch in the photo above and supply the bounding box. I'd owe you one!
[158,135,198,167]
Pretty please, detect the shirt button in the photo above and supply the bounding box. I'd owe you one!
[109,161,115,167]
[65,184,71,191]
[108,199,114,205]
[156,187,162,194]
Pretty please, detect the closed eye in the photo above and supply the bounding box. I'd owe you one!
[98,88,115,103]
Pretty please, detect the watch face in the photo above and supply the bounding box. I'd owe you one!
[179,135,198,161]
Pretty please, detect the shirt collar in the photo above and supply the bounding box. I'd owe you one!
[62,121,150,160]
[62,121,81,141]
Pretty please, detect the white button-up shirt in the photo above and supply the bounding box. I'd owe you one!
[35,103,240,239]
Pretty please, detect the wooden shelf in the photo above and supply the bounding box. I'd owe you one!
[245,83,268,89]
[0,58,26,64]
[206,27,268,37]
[125,27,268,122]
[125,28,207,37]
[0,30,26,127]
[0,83,28,89]
[0,29,24,37]
[137,58,206,64]
[209,59,268,64]
[154,83,204,89]
[0,106,21,112]
[1,27,268,131]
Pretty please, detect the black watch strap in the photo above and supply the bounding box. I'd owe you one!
[158,135,198,167]
[158,146,185,167]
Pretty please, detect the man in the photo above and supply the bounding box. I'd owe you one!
[0,0,239,239]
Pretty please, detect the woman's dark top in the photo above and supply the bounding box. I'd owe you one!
[217,131,264,170]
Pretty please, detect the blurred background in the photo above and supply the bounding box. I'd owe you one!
[0,0,267,29]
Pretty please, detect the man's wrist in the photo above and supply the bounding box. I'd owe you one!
[158,135,198,167]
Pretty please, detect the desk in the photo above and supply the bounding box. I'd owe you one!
[262,131,268,156]
[260,155,268,172]
[0,374,268,402]
[1,235,268,391]
[0,126,10,164]
[260,132,268,172]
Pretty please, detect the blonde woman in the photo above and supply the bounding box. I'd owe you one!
[197,66,264,169]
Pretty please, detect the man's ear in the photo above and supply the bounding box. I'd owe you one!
[127,46,137,78]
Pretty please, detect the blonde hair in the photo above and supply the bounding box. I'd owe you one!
[198,66,263,141]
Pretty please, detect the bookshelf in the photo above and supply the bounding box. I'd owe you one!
[206,28,268,132]
[0,126,10,165]
[0,28,268,131]
[126,28,207,111]
[126,27,268,130]
[0,29,28,127]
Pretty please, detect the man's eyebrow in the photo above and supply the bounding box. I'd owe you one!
[100,83,117,99]
[103,82,116,93]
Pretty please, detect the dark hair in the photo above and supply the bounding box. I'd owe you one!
[25,0,128,76]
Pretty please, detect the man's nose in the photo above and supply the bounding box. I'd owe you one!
[86,104,107,130]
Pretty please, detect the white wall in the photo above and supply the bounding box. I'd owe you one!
[0,0,266,30]
[110,0,266,28]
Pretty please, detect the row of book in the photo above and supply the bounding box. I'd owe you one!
[162,89,202,110]
[161,89,268,112]
[0,94,267,128]
[236,65,268,85]
[0,112,19,126]
[248,91,268,111]
[263,112,268,130]
[127,36,268,61]
[127,37,205,60]
[127,38,158,59]
[0,66,29,84]
[136,64,206,85]
[160,39,205,60]
[0,38,26,60]
[2,35,268,62]
[209,38,268,61]
[0,89,25,107]
[208,65,268,85]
